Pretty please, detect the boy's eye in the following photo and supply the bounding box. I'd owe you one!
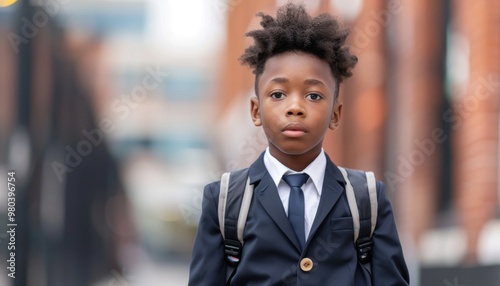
[270,92,285,99]
[306,93,322,100]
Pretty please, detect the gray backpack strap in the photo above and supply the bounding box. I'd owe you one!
[338,167,378,275]
[217,168,253,284]
[366,171,378,235]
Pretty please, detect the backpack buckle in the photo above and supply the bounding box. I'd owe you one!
[224,239,242,266]
[356,237,373,264]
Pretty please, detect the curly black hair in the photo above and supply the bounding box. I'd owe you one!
[239,3,358,99]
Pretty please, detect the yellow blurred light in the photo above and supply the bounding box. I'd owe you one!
[0,0,17,7]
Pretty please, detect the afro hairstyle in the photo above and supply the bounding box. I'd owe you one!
[239,3,358,99]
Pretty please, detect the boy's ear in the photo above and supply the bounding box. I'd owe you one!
[329,102,342,130]
[250,97,262,126]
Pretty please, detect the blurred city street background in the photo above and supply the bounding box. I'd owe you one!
[1,0,500,285]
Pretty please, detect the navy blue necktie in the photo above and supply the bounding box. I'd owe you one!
[283,173,309,250]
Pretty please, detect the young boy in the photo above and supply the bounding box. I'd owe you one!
[189,3,409,285]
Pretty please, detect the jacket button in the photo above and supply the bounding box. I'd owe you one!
[300,258,313,272]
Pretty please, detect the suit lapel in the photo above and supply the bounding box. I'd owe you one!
[249,153,302,252]
[307,155,346,244]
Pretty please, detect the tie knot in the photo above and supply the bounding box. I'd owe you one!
[283,173,309,188]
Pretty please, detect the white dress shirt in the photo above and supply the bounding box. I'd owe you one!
[263,147,326,240]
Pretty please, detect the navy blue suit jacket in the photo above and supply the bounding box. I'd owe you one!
[189,153,410,285]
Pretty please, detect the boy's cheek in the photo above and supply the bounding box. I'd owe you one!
[263,115,281,131]
[261,124,279,143]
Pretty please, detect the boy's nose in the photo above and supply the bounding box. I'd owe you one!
[285,98,306,117]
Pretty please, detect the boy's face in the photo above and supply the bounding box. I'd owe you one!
[251,51,342,165]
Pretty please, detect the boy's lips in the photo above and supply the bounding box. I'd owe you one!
[282,122,307,137]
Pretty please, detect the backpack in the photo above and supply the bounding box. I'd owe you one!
[218,167,378,283]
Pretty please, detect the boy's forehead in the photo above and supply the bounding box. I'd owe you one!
[259,51,337,86]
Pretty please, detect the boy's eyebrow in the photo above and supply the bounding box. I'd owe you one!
[269,77,326,86]
[270,77,289,84]
[303,78,326,86]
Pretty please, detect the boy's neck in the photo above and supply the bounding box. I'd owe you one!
[268,145,322,171]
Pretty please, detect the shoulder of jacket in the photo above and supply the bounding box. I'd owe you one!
[203,180,221,198]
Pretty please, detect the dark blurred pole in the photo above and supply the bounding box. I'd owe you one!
[16,1,32,130]
[14,0,35,285]
[40,23,65,286]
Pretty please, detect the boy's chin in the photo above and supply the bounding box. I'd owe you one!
[272,144,320,157]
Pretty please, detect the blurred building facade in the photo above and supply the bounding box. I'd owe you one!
[1,0,499,285]
[215,0,500,284]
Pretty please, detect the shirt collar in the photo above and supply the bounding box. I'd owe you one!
[263,147,326,195]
